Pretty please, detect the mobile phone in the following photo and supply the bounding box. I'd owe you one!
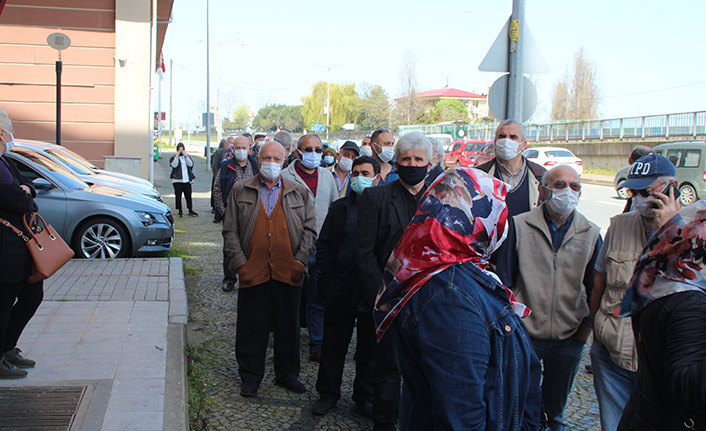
[650,184,680,208]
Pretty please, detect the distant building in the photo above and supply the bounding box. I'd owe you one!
[0,0,174,179]
[396,88,489,122]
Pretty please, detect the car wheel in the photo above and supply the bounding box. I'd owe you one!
[616,181,629,199]
[679,184,697,206]
[73,217,130,259]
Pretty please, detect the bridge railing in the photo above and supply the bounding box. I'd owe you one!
[398,111,706,142]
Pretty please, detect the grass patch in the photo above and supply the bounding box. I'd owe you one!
[184,265,200,276]
[186,343,216,431]
[168,244,190,258]
[583,166,617,176]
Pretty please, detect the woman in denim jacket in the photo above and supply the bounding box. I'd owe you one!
[375,167,542,431]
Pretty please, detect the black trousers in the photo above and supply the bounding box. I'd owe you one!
[172,182,193,212]
[315,285,375,403]
[355,312,401,426]
[235,280,301,386]
[0,280,43,354]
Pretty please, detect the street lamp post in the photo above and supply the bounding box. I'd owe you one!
[313,63,342,141]
[205,0,212,170]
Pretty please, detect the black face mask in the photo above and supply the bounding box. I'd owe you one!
[396,164,429,186]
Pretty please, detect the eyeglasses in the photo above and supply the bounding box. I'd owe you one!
[629,183,665,198]
[300,146,323,153]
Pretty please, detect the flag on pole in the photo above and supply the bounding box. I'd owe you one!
[0,0,7,16]
[157,52,165,80]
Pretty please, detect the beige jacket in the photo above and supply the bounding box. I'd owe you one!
[222,174,316,274]
[594,211,644,371]
[513,205,601,340]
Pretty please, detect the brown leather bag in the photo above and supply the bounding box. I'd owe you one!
[0,213,74,283]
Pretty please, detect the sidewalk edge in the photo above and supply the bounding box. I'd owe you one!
[164,257,188,431]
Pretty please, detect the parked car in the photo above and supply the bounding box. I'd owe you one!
[522,147,583,175]
[614,141,706,205]
[444,140,486,167]
[6,149,174,259]
[15,140,162,202]
[425,134,453,150]
[473,141,495,167]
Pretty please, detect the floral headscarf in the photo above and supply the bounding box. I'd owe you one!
[374,167,530,340]
[617,198,706,317]
[223,144,235,161]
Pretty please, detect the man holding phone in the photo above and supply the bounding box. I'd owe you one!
[589,153,681,431]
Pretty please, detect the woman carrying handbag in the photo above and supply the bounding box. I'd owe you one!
[0,110,42,379]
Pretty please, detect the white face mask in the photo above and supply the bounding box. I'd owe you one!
[495,138,522,161]
[546,187,580,215]
[260,161,281,181]
[360,146,373,157]
[337,156,353,172]
[234,149,248,162]
[632,195,653,217]
[1,130,14,155]
[256,140,265,148]
[377,145,394,163]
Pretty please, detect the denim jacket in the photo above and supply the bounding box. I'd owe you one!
[396,261,542,431]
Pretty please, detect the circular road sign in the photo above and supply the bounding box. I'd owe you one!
[487,74,537,123]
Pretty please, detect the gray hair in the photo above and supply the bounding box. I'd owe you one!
[429,137,445,158]
[0,109,12,133]
[274,130,293,152]
[297,133,322,148]
[496,119,526,142]
[395,131,432,162]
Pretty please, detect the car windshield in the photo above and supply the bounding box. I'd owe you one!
[46,149,93,175]
[465,143,484,152]
[545,150,575,158]
[53,147,100,170]
[12,148,89,189]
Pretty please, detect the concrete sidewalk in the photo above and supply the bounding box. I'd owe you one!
[0,258,188,431]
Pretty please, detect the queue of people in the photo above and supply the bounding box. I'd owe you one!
[203,124,704,431]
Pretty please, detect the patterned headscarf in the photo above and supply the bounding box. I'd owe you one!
[617,198,706,317]
[223,144,235,161]
[374,167,530,340]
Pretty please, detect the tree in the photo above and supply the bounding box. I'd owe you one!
[550,47,600,121]
[224,105,250,131]
[394,51,420,125]
[432,100,467,123]
[356,82,391,130]
[301,81,360,131]
[252,104,304,132]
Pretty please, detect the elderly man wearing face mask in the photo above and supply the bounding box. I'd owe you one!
[497,165,603,431]
[589,154,680,431]
[476,120,546,219]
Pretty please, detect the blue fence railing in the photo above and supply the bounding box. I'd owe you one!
[398,111,706,142]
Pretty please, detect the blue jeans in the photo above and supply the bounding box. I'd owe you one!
[396,263,542,431]
[590,340,636,431]
[306,252,323,355]
[531,337,585,431]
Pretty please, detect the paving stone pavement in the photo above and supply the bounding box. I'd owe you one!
[157,148,601,430]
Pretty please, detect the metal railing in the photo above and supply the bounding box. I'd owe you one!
[398,111,706,142]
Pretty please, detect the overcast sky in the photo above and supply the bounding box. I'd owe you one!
[160,0,706,129]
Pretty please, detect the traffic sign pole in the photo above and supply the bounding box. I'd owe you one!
[507,0,524,121]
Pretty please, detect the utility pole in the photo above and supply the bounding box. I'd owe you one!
[506,0,524,121]
[168,58,173,147]
[205,0,212,169]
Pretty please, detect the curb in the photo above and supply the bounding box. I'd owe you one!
[164,257,188,431]
[581,177,614,187]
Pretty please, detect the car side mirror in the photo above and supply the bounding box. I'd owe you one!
[32,178,54,190]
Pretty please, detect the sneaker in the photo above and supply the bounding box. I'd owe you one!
[312,397,337,415]
[4,348,35,368]
[178,210,183,217]
[240,382,259,398]
[188,210,198,217]
[0,355,28,379]
[222,281,235,292]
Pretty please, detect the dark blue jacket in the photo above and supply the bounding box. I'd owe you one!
[218,155,259,208]
[396,261,542,430]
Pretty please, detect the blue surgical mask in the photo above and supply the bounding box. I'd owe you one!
[351,175,374,195]
[300,150,322,169]
[324,155,335,165]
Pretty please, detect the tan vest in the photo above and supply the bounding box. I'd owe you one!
[237,194,303,288]
[513,206,601,340]
[594,211,645,371]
